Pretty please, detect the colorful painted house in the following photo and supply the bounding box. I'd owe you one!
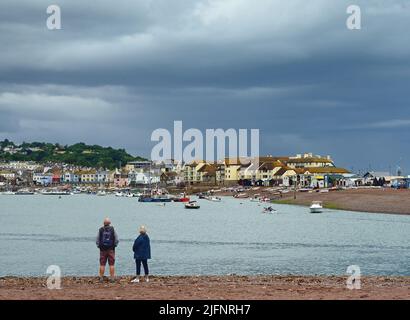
[112,169,129,188]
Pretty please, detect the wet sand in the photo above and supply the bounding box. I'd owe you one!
[0,276,408,300]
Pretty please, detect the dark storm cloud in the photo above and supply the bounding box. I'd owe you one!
[0,0,409,172]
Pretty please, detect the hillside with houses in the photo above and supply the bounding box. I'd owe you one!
[1,149,408,191]
[0,139,146,169]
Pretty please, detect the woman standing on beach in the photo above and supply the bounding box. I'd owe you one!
[131,225,151,283]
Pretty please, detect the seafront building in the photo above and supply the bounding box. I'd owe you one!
[0,152,408,190]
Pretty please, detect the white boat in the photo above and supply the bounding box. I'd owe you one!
[115,192,125,197]
[97,191,107,196]
[1,191,15,195]
[185,201,200,209]
[41,190,71,196]
[310,201,323,213]
[234,193,249,199]
[209,196,221,202]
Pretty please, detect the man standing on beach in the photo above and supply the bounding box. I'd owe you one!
[96,217,119,282]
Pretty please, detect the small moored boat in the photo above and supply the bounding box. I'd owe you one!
[15,189,35,195]
[173,193,190,202]
[263,206,277,214]
[1,191,15,195]
[173,197,190,202]
[41,190,71,196]
[185,201,200,209]
[138,195,172,202]
[234,193,249,199]
[310,201,323,213]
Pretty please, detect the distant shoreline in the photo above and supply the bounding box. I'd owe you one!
[3,186,410,216]
[1,275,408,300]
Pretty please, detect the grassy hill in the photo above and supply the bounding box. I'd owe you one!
[0,139,147,169]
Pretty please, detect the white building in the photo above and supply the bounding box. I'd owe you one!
[128,171,160,185]
[63,172,80,183]
[96,171,110,183]
[33,172,53,185]
[0,170,16,180]
[0,161,41,171]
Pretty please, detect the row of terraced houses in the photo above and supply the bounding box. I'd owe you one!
[0,153,370,189]
[181,153,351,188]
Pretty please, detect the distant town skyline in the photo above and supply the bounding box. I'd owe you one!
[0,1,409,174]
[0,137,403,175]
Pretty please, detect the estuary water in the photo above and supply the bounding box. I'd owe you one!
[0,195,409,276]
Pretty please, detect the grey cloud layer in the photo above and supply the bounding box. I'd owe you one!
[0,0,409,171]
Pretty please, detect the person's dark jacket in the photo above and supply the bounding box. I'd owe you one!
[132,234,151,260]
[96,225,119,250]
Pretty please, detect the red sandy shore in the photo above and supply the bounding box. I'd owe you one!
[0,276,409,300]
[276,188,410,215]
[215,188,410,215]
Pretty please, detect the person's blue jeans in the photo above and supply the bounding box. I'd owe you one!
[135,259,149,276]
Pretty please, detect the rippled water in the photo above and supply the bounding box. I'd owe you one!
[0,195,409,276]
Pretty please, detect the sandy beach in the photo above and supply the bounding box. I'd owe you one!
[213,188,410,215]
[0,275,408,300]
[274,188,410,215]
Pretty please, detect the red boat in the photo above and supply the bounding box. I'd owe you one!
[173,197,190,202]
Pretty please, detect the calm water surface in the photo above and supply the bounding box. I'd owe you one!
[0,195,409,276]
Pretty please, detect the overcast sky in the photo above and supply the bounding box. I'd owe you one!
[0,0,409,173]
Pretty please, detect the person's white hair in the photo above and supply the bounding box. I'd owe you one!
[103,217,111,226]
[139,225,147,233]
